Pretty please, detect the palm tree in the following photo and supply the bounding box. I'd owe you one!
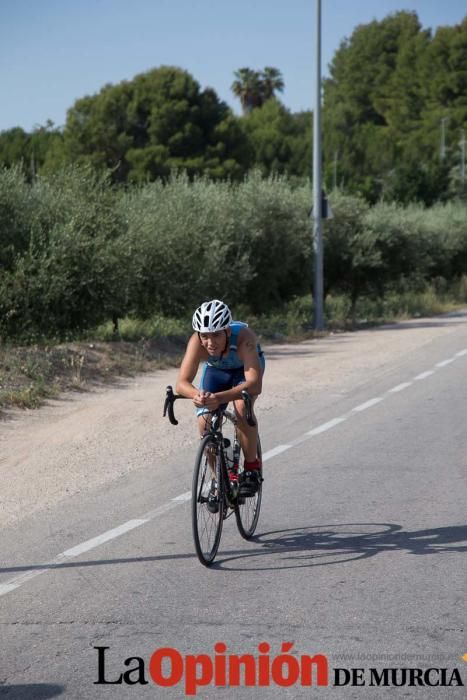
[231,68,263,115]
[261,67,284,100]
[231,67,285,115]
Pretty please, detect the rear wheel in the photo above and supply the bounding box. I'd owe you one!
[192,435,224,566]
[235,436,262,539]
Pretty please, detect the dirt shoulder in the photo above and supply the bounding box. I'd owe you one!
[0,335,188,413]
[1,312,466,529]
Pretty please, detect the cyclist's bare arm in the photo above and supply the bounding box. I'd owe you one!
[214,328,263,405]
[176,333,220,410]
[176,333,205,400]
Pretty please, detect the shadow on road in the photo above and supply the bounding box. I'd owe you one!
[0,684,64,699]
[213,521,467,570]
[1,523,465,576]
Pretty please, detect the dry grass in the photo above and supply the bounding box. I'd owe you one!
[0,336,186,413]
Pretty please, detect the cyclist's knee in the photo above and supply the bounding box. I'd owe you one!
[197,414,211,437]
[233,399,246,419]
[234,398,256,424]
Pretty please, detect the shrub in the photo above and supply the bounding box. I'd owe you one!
[0,167,128,339]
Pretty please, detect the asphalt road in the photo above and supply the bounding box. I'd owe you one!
[1,317,466,699]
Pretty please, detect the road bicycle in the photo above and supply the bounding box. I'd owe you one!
[163,386,263,566]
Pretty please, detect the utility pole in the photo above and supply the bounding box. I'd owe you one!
[312,0,324,330]
[440,117,448,161]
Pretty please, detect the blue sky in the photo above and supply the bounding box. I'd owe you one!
[1,0,466,132]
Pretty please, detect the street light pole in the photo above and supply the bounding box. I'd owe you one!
[312,0,324,330]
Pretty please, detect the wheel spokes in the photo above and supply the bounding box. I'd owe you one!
[192,441,223,563]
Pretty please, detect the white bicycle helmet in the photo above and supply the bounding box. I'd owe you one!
[192,299,232,332]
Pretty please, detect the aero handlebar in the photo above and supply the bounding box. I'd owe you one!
[163,385,256,427]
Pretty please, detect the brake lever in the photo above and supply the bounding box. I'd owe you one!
[163,385,179,426]
[241,390,257,427]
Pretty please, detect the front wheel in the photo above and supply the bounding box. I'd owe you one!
[235,436,262,539]
[192,435,224,566]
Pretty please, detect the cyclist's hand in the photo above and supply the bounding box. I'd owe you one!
[193,390,207,407]
[203,392,220,410]
[193,391,219,410]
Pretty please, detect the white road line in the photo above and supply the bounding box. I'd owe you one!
[61,520,148,558]
[262,444,292,461]
[306,416,348,435]
[0,562,66,598]
[388,382,412,393]
[352,397,384,412]
[435,358,455,367]
[290,433,315,448]
[414,370,435,380]
[455,349,467,357]
[0,510,180,598]
[0,583,21,596]
[172,491,191,502]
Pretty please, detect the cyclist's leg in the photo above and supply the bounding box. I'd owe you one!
[232,356,265,463]
[196,367,233,479]
[196,365,231,436]
[234,394,262,498]
[233,395,259,462]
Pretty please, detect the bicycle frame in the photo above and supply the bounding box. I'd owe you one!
[163,387,254,509]
[207,408,240,512]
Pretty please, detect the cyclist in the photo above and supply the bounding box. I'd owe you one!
[176,299,265,496]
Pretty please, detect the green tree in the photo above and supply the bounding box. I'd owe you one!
[261,67,285,100]
[0,122,63,178]
[287,111,313,178]
[29,122,64,177]
[383,160,451,206]
[322,11,466,203]
[0,166,34,271]
[0,128,30,168]
[231,67,285,115]
[419,18,467,165]
[231,68,264,115]
[241,100,293,174]
[323,12,425,200]
[0,167,129,338]
[240,101,312,177]
[324,193,423,322]
[61,66,250,183]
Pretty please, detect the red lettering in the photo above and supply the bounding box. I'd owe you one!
[185,654,213,696]
[258,642,271,686]
[271,643,300,687]
[302,654,329,686]
[149,648,183,688]
[214,643,227,686]
[229,654,256,686]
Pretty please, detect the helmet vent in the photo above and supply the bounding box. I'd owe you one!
[192,299,232,332]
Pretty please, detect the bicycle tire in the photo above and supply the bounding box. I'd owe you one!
[235,435,262,539]
[192,435,224,566]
